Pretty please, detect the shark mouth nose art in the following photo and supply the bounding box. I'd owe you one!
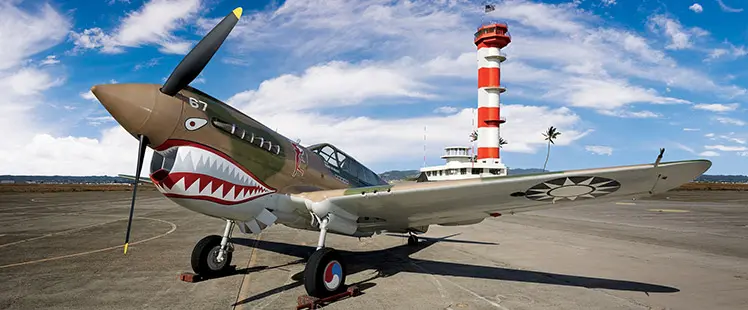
[150,140,275,205]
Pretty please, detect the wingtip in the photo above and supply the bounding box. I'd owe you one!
[232,7,242,19]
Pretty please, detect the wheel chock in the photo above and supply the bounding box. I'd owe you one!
[179,272,202,283]
[296,285,360,309]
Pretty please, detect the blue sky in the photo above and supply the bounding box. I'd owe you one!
[0,0,746,176]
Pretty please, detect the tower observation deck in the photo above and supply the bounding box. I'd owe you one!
[417,21,511,182]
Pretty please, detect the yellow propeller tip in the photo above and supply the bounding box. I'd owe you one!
[232,7,243,19]
[124,243,129,254]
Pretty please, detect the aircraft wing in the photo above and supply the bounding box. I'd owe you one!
[117,174,153,184]
[292,160,710,232]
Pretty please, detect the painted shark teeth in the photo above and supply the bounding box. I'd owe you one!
[154,145,274,204]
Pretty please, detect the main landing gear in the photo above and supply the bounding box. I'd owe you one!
[191,219,235,277]
[188,216,348,299]
[303,216,347,298]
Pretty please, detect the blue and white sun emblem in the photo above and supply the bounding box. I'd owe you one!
[525,176,621,203]
[323,260,342,291]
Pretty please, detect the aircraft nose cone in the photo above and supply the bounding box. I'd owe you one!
[91,83,183,148]
[91,84,158,136]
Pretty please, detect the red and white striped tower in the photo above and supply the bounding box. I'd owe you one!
[474,22,510,163]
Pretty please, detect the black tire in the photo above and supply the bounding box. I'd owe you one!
[191,235,232,276]
[408,235,418,246]
[303,248,346,298]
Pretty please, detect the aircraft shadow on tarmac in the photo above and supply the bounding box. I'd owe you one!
[230,233,679,306]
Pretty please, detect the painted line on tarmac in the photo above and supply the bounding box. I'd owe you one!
[615,202,637,205]
[234,233,263,310]
[0,217,177,269]
[647,209,690,213]
[0,218,128,249]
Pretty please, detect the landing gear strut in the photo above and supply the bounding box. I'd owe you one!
[191,219,234,277]
[303,216,347,298]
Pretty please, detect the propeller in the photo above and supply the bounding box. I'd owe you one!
[121,7,243,254]
[161,7,243,96]
[124,134,149,254]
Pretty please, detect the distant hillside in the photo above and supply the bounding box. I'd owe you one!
[379,170,420,182]
[695,175,748,183]
[0,175,132,184]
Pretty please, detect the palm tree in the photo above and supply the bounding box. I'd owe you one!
[499,136,507,148]
[542,126,561,171]
[469,130,478,142]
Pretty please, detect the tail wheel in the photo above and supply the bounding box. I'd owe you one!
[407,234,418,246]
[303,248,346,297]
[191,235,232,276]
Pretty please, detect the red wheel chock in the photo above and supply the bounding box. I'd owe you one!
[296,285,360,309]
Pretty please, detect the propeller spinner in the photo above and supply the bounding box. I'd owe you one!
[115,7,243,254]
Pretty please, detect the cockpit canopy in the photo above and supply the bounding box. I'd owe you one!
[307,143,388,187]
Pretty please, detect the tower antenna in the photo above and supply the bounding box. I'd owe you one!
[423,125,427,167]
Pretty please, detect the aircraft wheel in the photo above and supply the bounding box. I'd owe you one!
[304,248,346,298]
[407,234,418,246]
[191,235,233,276]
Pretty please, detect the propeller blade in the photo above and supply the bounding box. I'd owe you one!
[124,134,149,254]
[160,7,243,96]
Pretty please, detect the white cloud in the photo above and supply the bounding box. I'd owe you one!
[433,106,458,114]
[228,60,435,115]
[134,57,160,70]
[80,90,96,101]
[585,145,613,155]
[705,133,715,138]
[699,151,720,157]
[0,2,70,70]
[549,77,689,110]
[716,0,743,12]
[705,145,748,152]
[674,143,696,154]
[714,116,746,126]
[718,135,746,144]
[738,152,748,157]
[706,43,747,61]
[40,55,60,66]
[683,128,700,131]
[87,116,116,126]
[598,109,661,118]
[693,103,739,112]
[601,0,617,6]
[647,14,708,50]
[0,126,155,176]
[689,3,704,13]
[70,0,202,54]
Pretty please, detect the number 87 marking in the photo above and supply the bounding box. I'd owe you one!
[189,97,208,111]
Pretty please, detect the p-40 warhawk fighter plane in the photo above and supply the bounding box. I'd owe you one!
[93,8,711,298]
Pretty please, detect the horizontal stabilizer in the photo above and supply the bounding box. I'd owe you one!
[117,174,153,184]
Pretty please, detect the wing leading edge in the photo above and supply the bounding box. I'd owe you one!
[293,160,711,232]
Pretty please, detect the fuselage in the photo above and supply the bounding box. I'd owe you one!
[94,83,385,230]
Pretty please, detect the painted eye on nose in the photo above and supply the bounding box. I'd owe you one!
[185,118,207,131]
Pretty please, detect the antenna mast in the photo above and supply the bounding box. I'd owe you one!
[423,126,427,167]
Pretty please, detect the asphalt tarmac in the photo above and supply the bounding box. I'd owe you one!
[0,190,746,310]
